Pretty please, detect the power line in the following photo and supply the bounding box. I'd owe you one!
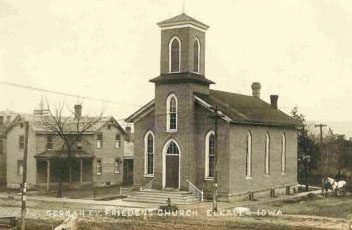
[0,81,144,107]
[0,81,298,110]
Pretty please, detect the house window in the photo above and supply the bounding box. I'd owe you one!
[0,140,3,154]
[96,160,102,175]
[281,133,286,173]
[47,135,53,150]
[96,133,103,149]
[115,159,120,174]
[246,132,252,177]
[169,37,181,72]
[115,134,121,149]
[17,160,23,176]
[205,131,215,178]
[76,136,83,150]
[264,132,270,175]
[166,94,178,131]
[193,38,200,73]
[19,135,24,149]
[144,131,154,175]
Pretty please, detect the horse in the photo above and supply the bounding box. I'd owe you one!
[321,177,347,197]
[321,177,332,197]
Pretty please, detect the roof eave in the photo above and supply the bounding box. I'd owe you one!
[229,120,297,128]
[125,100,155,123]
[157,21,209,31]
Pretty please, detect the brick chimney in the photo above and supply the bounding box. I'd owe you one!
[270,95,279,109]
[251,82,261,98]
[74,105,82,118]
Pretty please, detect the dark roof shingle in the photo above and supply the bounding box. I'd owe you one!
[195,89,296,127]
[157,13,209,30]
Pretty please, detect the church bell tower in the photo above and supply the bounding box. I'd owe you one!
[148,13,215,190]
[150,13,214,89]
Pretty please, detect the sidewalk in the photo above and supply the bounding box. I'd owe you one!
[0,192,158,209]
[178,188,323,211]
[0,188,322,212]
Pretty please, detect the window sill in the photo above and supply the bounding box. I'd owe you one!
[245,176,252,180]
[281,172,286,175]
[204,177,214,181]
[264,174,270,178]
[97,173,102,176]
[166,129,177,133]
[144,174,154,178]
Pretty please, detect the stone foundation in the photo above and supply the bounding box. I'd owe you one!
[217,183,298,202]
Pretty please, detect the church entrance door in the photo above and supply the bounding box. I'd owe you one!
[166,155,179,188]
[163,140,180,189]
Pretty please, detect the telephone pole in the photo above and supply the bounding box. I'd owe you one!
[21,121,29,230]
[315,124,327,177]
[208,105,224,213]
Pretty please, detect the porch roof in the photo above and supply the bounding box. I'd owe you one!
[35,150,94,159]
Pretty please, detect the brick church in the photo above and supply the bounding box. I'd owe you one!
[126,13,298,200]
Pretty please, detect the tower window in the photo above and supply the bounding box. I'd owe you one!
[166,94,178,131]
[193,38,200,73]
[169,37,181,72]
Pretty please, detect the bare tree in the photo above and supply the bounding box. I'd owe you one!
[39,102,103,197]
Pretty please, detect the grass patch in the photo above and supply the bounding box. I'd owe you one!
[251,196,352,218]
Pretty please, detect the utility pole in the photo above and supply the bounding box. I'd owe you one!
[208,105,224,213]
[21,121,29,230]
[315,124,327,177]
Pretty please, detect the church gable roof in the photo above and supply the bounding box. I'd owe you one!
[157,13,209,30]
[125,99,155,123]
[194,90,296,127]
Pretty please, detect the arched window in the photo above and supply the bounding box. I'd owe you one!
[167,141,179,155]
[144,131,154,175]
[281,133,286,173]
[246,132,252,177]
[166,94,178,131]
[264,132,270,175]
[193,38,200,73]
[205,131,215,178]
[169,37,181,72]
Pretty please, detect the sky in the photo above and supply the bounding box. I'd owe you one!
[0,0,352,133]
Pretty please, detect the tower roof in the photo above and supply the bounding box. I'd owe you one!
[157,13,209,30]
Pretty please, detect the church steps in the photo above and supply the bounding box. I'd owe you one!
[123,190,200,205]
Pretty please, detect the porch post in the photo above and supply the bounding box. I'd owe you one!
[46,160,50,192]
[80,159,83,183]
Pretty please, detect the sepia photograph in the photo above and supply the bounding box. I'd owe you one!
[0,0,352,229]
